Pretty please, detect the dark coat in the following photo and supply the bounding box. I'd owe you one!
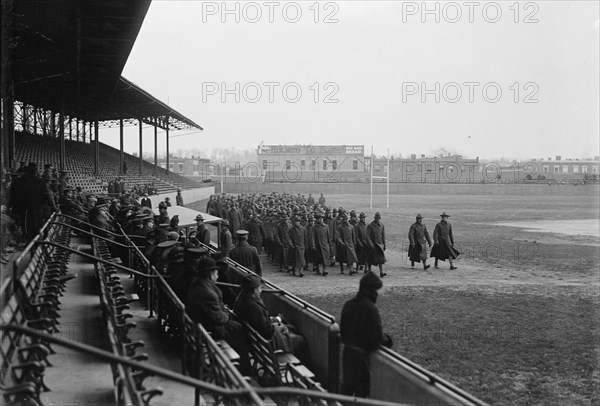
[233,291,273,339]
[313,222,331,265]
[220,228,233,257]
[229,240,262,276]
[246,219,265,250]
[176,193,184,206]
[354,221,368,266]
[336,223,358,265]
[185,277,230,332]
[366,220,386,265]
[288,224,307,269]
[408,222,432,262]
[431,220,460,261]
[228,208,244,235]
[195,225,211,245]
[140,197,152,209]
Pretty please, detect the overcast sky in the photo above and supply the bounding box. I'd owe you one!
[100,1,600,160]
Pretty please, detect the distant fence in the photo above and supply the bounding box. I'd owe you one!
[217,182,599,196]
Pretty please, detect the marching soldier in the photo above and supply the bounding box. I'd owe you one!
[366,212,387,278]
[337,213,358,275]
[408,214,432,270]
[431,212,460,270]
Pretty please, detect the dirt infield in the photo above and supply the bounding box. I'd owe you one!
[188,193,600,405]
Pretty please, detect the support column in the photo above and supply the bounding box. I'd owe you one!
[1,0,15,171]
[68,117,72,141]
[76,119,80,142]
[138,118,143,175]
[94,121,99,176]
[33,108,37,136]
[50,111,56,137]
[119,118,124,175]
[153,119,158,174]
[59,105,65,171]
[165,117,170,175]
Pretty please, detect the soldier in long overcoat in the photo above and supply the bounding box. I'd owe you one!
[353,212,369,273]
[366,212,387,277]
[288,217,307,277]
[312,212,330,276]
[408,213,432,270]
[431,212,460,270]
[336,213,358,274]
[274,214,292,271]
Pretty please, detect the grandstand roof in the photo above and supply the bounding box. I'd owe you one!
[9,0,202,131]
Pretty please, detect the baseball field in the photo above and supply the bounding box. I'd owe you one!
[192,192,600,405]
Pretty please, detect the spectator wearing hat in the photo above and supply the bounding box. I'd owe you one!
[156,201,170,225]
[140,193,152,209]
[59,187,86,219]
[336,213,358,275]
[176,189,184,206]
[219,220,233,258]
[185,257,250,374]
[312,212,331,276]
[366,212,387,277]
[229,230,263,276]
[408,214,432,270]
[431,212,460,270]
[307,193,315,206]
[234,274,307,356]
[340,272,393,398]
[288,216,307,277]
[192,214,211,246]
[155,240,180,274]
[354,212,369,273]
[164,197,172,207]
[170,247,208,300]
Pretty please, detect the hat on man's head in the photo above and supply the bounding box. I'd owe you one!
[440,212,450,218]
[236,230,249,239]
[158,201,168,209]
[241,274,262,290]
[359,212,366,218]
[157,240,178,249]
[185,247,208,260]
[360,272,383,291]
[416,213,423,220]
[95,197,109,208]
[195,214,204,222]
[197,257,219,273]
[167,231,180,241]
[374,212,382,218]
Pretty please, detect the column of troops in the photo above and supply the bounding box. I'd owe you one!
[206,192,389,278]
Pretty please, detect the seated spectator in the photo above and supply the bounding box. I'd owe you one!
[186,257,250,374]
[234,274,306,355]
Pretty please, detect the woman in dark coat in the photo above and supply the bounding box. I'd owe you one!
[431,212,460,270]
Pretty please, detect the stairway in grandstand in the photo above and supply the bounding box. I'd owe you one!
[13,131,199,193]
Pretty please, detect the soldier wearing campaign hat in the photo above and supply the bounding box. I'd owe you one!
[193,214,211,246]
[354,212,369,273]
[366,212,387,278]
[288,216,307,277]
[312,211,331,276]
[274,213,292,272]
[304,214,318,272]
[431,212,460,270]
[408,214,432,270]
[219,219,233,258]
[245,212,265,254]
[156,201,170,225]
[337,212,358,275]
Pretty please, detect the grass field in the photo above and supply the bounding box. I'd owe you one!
[190,193,600,405]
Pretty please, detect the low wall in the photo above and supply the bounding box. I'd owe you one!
[150,186,215,207]
[221,182,599,196]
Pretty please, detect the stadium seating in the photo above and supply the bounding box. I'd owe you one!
[13,131,199,193]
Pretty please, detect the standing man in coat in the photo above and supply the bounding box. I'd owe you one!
[246,213,265,254]
[312,212,330,276]
[229,230,263,276]
[176,189,184,206]
[354,212,369,273]
[366,212,387,278]
[340,272,393,398]
[193,214,211,246]
[431,212,460,270]
[336,213,358,275]
[274,214,292,272]
[408,214,432,270]
[227,202,244,236]
[288,216,307,277]
[219,219,233,258]
[140,193,152,209]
